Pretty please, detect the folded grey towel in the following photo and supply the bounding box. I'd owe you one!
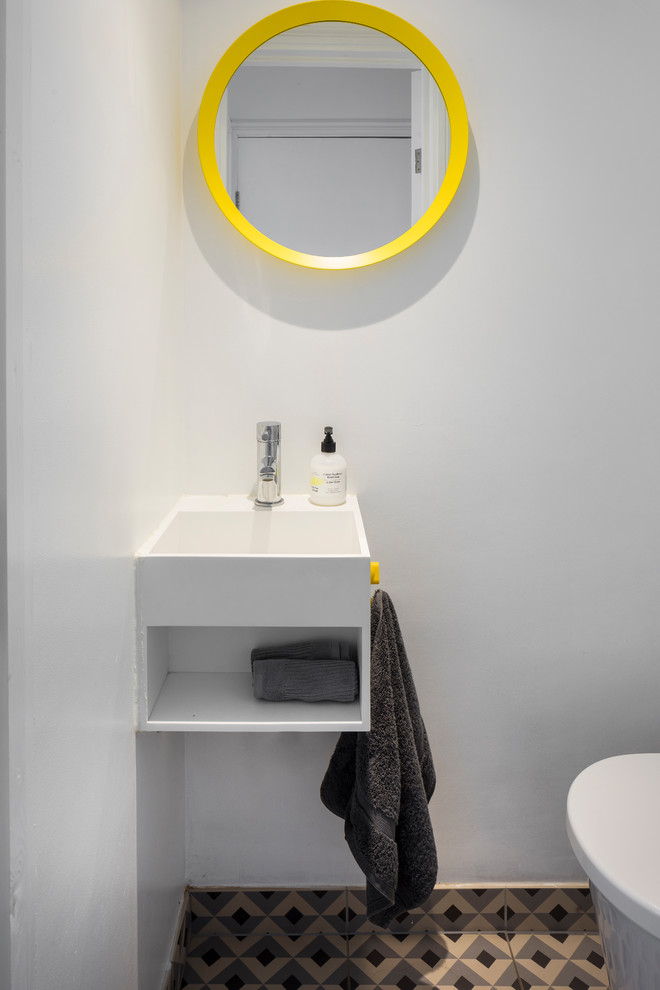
[320,590,437,928]
[252,657,358,702]
[251,640,352,664]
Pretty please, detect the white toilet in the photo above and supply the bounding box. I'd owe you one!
[566,753,660,990]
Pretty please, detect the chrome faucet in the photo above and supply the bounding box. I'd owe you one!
[255,421,283,506]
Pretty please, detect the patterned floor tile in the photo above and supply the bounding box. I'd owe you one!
[190,888,347,936]
[347,932,522,989]
[347,887,507,934]
[505,887,597,933]
[183,933,348,988]
[508,933,609,989]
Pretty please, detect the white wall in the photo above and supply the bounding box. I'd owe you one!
[4,3,659,986]
[182,0,660,883]
[137,734,185,990]
[5,1,184,988]
[1,1,11,982]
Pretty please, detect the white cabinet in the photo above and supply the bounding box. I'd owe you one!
[136,495,372,732]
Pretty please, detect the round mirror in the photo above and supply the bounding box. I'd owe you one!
[198,2,468,270]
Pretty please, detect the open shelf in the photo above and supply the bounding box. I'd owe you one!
[139,624,365,732]
[148,672,362,732]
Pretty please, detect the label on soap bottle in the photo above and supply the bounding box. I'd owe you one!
[311,470,345,495]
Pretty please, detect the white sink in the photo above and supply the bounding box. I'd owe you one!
[135,494,372,732]
[141,494,367,557]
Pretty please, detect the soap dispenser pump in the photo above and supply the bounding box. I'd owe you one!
[310,426,347,506]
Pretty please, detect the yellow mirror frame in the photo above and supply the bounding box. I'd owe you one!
[198,1,469,270]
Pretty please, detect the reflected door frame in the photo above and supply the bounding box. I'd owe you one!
[228,114,410,205]
[215,26,446,229]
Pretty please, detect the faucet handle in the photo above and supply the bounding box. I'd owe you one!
[257,421,281,442]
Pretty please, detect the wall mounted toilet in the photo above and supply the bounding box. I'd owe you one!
[567,753,660,990]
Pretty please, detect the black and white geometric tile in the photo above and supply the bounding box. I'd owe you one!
[189,885,597,938]
[347,887,507,934]
[505,887,597,933]
[508,933,609,989]
[182,931,610,990]
[347,931,521,989]
[180,887,610,990]
[190,888,347,937]
[182,933,348,989]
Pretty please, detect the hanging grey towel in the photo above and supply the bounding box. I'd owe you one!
[320,590,437,928]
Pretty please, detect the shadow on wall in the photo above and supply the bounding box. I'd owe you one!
[183,119,479,331]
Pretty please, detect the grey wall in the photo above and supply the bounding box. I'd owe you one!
[182,0,660,884]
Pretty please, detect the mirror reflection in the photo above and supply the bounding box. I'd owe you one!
[215,23,450,257]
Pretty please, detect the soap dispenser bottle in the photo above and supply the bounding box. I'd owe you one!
[310,427,347,505]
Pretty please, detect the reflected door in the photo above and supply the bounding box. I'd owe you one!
[235,134,411,256]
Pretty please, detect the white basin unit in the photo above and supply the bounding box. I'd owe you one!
[136,494,372,731]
